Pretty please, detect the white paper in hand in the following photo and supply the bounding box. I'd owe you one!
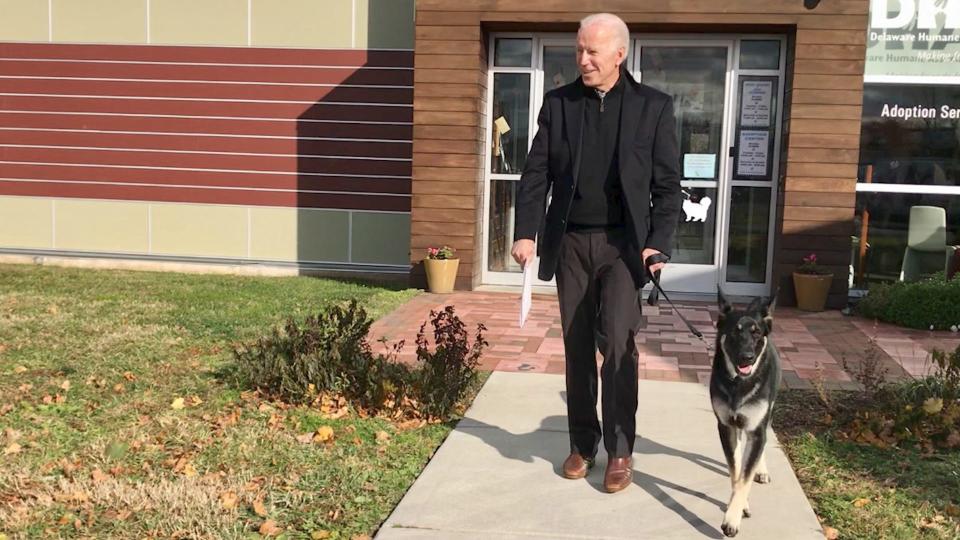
[520,262,533,327]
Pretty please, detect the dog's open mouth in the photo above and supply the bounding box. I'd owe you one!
[736,364,753,375]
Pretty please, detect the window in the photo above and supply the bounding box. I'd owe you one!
[859,84,960,187]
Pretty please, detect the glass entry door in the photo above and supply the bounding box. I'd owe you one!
[481,34,784,297]
[633,41,733,293]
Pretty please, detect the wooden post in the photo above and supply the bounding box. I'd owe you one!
[856,164,872,285]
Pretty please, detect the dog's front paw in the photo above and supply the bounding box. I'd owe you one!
[722,508,742,537]
[754,471,771,484]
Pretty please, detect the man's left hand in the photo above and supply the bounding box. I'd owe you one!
[642,248,667,274]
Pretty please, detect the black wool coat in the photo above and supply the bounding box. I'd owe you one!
[513,69,683,288]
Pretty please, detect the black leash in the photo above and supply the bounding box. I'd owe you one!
[643,254,710,347]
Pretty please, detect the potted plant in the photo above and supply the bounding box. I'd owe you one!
[792,253,834,312]
[424,245,459,294]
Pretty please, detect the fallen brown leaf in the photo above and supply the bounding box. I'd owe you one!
[60,380,71,391]
[853,497,870,508]
[314,426,335,443]
[376,430,391,443]
[396,418,426,430]
[259,519,282,537]
[13,366,27,374]
[946,431,960,448]
[122,371,136,381]
[90,469,109,484]
[170,397,186,410]
[3,442,21,455]
[220,491,239,510]
[311,531,331,539]
[823,525,839,539]
[253,498,268,517]
[102,509,132,521]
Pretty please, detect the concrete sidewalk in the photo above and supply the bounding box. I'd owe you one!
[376,371,824,540]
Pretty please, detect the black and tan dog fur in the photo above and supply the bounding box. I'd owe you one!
[709,290,780,537]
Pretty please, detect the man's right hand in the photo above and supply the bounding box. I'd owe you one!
[511,239,535,268]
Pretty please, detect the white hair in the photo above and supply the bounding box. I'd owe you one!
[579,13,629,54]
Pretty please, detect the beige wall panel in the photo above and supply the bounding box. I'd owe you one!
[250,207,350,263]
[356,0,415,49]
[351,212,410,265]
[151,203,247,258]
[251,0,352,48]
[0,196,53,249]
[52,0,146,44]
[56,199,148,252]
[151,0,247,46]
[0,0,49,42]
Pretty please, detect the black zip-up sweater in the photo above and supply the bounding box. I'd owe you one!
[567,74,625,230]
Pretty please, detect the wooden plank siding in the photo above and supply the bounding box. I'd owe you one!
[411,1,868,302]
[0,43,414,211]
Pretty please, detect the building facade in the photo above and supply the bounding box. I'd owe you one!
[0,0,956,308]
[0,0,415,277]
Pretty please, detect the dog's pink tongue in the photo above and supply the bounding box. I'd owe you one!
[737,365,752,375]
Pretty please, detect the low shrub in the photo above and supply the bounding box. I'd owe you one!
[233,299,405,410]
[856,273,960,330]
[234,300,486,421]
[413,306,488,420]
[843,344,960,451]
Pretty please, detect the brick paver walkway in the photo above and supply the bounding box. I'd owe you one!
[370,291,960,390]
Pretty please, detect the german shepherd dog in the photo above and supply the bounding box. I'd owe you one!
[710,291,780,537]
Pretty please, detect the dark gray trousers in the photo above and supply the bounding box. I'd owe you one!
[555,228,643,458]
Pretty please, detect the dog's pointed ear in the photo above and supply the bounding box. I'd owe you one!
[718,287,733,319]
[761,294,777,331]
[764,294,777,316]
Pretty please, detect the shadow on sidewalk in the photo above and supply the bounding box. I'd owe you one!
[456,391,728,539]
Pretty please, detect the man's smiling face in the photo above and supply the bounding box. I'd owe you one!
[576,22,625,91]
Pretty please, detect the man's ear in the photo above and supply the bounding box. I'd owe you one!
[718,287,733,319]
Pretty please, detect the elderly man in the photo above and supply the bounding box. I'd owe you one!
[511,12,681,493]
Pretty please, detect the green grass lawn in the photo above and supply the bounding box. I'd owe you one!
[775,390,960,540]
[0,263,461,539]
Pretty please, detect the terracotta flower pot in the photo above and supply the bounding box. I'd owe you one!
[424,258,459,293]
[792,272,833,312]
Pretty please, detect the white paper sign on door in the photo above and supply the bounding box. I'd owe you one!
[740,81,772,128]
[737,130,769,177]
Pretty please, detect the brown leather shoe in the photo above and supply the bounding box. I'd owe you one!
[561,453,594,479]
[603,456,633,493]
